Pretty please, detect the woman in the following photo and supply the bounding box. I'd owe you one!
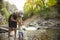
[8,12,18,40]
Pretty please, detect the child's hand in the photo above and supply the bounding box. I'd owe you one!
[19,22,23,26]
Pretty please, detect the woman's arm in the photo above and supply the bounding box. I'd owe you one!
[10,16,17,22]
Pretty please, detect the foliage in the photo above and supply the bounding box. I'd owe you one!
[46,0,57,6]
[1,8,7,15]
[0,1,17,24]
[24,0,57,19]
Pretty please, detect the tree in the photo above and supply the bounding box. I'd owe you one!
[24,0,57,18]
[0,0,18,24]
[3,1,17,24]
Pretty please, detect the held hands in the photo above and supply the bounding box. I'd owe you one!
[18,20,23,26]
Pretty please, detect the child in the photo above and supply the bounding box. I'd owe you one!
[18,17,24,40]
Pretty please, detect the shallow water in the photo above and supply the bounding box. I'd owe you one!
[0,28,60,40]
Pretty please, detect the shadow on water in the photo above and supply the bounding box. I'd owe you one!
[0,29,8,33]
[0,29,8,40]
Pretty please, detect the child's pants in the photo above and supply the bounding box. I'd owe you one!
[19,32,23,37]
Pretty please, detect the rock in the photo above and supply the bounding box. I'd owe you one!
[0,14,5,25]
[23,16,60,40]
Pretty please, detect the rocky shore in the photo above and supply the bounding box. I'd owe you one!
[0,16,60,40]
